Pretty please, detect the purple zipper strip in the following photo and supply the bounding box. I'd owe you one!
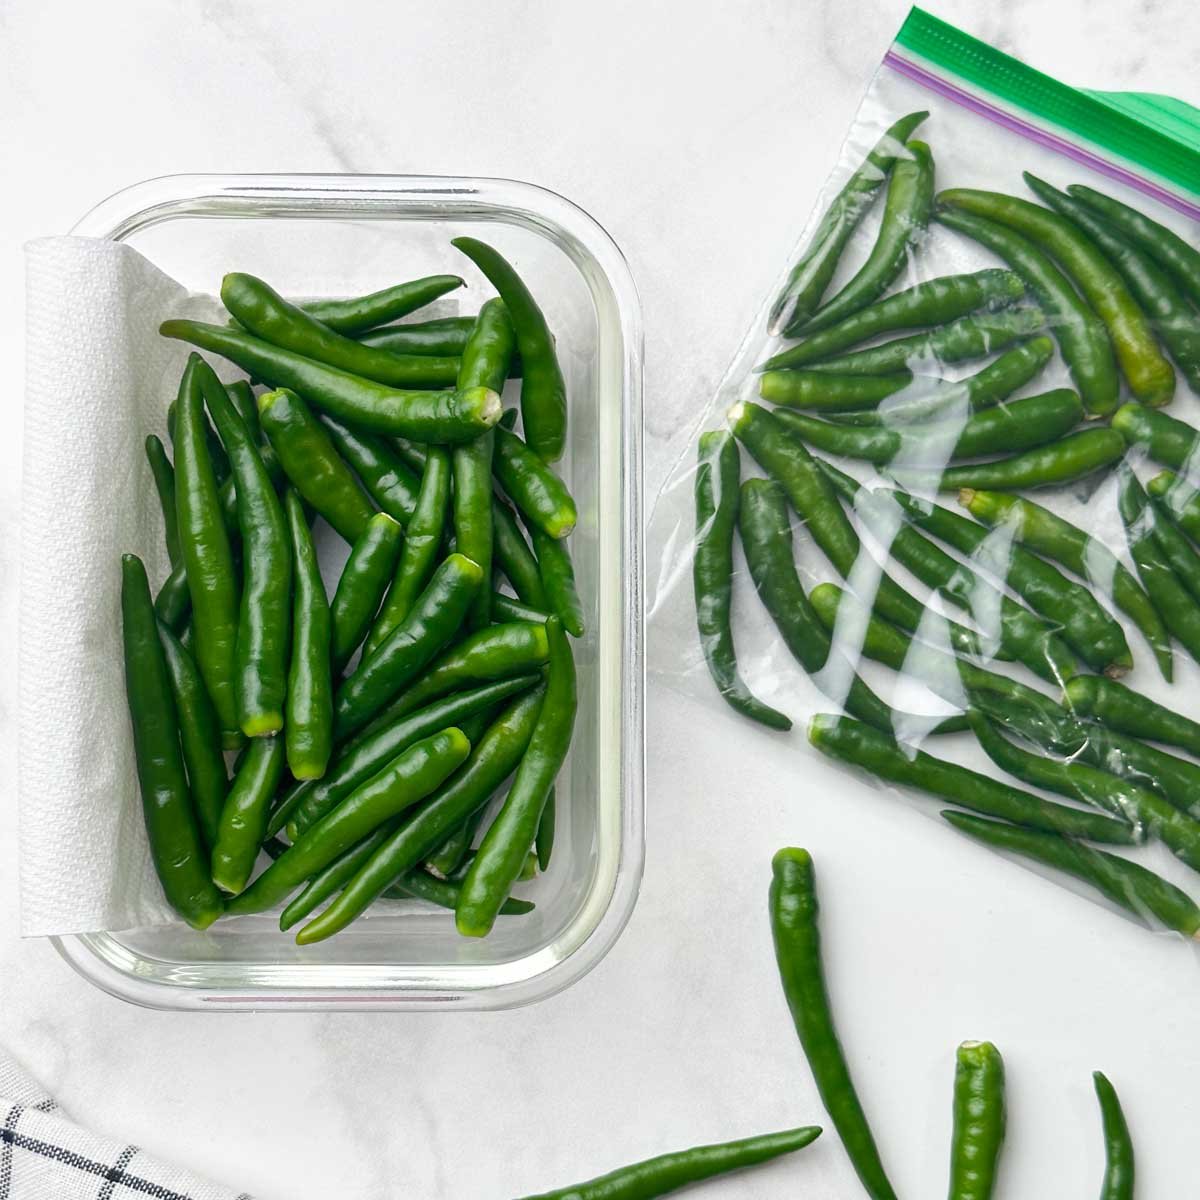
[883,50,1200,223]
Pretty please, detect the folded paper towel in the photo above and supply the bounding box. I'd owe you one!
[20,237,224,936]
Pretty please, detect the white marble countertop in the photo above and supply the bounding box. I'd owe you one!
[3,2,1200,1196]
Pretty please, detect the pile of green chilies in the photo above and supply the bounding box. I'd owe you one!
[696,108,1200,942]
[123,246,585,943]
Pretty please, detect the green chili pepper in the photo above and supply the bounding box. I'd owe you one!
[529,522,584,639]
[335,552,482,739]
[1068,183,1200,306]
[493,496,550,608]
[819,465,1075,684]
[769,110,929,335]
[457,618,575,937]
[513,1126,823,1200]
[144,434,180,568]
[425,809,483,880]
[959,489,1173,681]
[222,272,460,389]
[385,866,535,916]
[228,728,471,915]
[493,424,577,539]
[935,205,1119,415]
[805,306,1046,376]
[389,436,429,474]
[729,401,987,662]
[120,555,224,930]
[160,319,501,442]
[809,715,1135,842]
[893,428,1126,493]
[226,380,259,441]
[284,489,334,780]
[947,1040,1006,1200]
[330,513,404,675]
[198,359,292,737]
[801,139,936,335]
[157,620,228,851]
[258,388,375,542]
[452,236,566,461]
[1093,1071,1134,1200]
[942,810,1200,937]
[1145,491,1200,602]
[295,686,545,944]
[491,592,548,623]
[884,485,1132,677]
[174,355,241,746]
[318,415,419,525]
[274,676,537,840]
[1113,403,1200,476]
[938,188,1175,406]
[1026,174,1200,395]
[759,369,914,411]
[167,397,231,485]
[1065,675,1200,759]
[766,269,1024,370]
[769,848,897,1200]
[358,315,476,356]
[364,448,451,659]
[776,388,1082,465]
[303,274,464,335]
[693,432,790,731]
[1147,470,1200,541]
[739,479,956,735]
[277,826,394,930]
[535,787,556,872]
[210,734,285,895]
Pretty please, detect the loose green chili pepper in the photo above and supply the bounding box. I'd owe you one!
[1148,470,1200,541]
[174,356,241,746]
[935,205,1119,415]
[275,676,538,839]
[529,522,584,639]
[769,848,898,1200]
[491,592,549,623]
[167,397,231,485]
[819,464,1076,683]
[259,388,375,541]
[493,496,551,607]
[358,316,476,356]
[1145,490,1200,602]
[693,432,790,731]
[1068,183,1200,306]
[809,715,1135,842]
[1112,403,1200,476]
[759,369,915,411]
[226,380,259,440]
[805,306,1046,375]
[160,319,501,442]
[277,826,394,930]
[457,618,576,937]
[1026,174,1200,395]
[767,269,1024,370]
[227,728,471,915]
[893,428,1126,493]
[739,479,959,735]
[801,139,936,335]
[1065,675,1200,759]
[426,807,484,879]
[884,485,1132,677]
[144,434,180,568]
[335,552,482,739]
[1117,466,1200,665]
[385,867,535,916]
[535,786,556,872]
[318,415,419,525]
[330,513,404,675]
[284,489,334,780]
[157,620,228,851]
[729,402,987,662]
[942,810,1200,937]
[222,272,461,389]
[948,1041,1006,1200]
[493,424,577,538]
[959,488,1173,681]
[452,236,566,461]
[211,734,285,895]
[199,359,292,736]
[513,1126,823,1200]
[1093,1071,1134,1200]
[296,686,545,944]
[120,555,224,930]
[364,448,451,659]
[303,274,464,335]
[939,187,1176,406]
[776,388,1082,466]
[769,111,928,334]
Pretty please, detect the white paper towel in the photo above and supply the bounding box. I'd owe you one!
[20,237,226,936]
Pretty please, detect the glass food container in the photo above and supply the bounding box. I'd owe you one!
[53,173,644,1011]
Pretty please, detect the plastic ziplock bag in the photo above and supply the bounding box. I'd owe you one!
[649,6,1200,943]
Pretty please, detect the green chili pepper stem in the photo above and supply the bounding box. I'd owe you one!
[144,434,181,568]
[211,735,286,896]
[770,848,898,1200]
[947,1040,1006,1200]
[303,274,464,335]
[329,513,404,675]
[1093,1071,1135,1200]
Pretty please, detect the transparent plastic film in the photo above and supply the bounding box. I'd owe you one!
[648,10,1200,946]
